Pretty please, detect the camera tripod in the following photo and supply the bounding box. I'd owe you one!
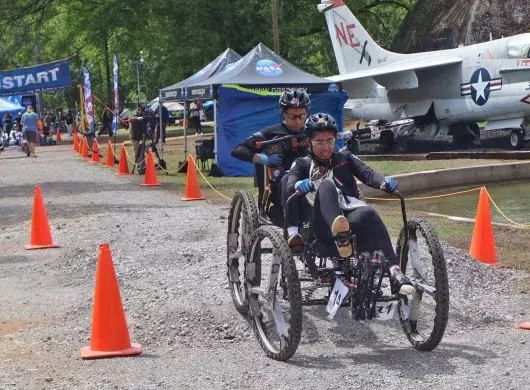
[132,120,167,174]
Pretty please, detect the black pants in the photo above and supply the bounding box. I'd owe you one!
[98,123,111,136]
[195,117,202,133]
[290,179,397,266]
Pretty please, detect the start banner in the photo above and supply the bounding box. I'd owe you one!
[0,60,71,97]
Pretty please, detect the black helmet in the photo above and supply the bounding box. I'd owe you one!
[279,88,311,110]
[304,113,338,138]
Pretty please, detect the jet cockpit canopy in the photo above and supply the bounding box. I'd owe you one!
[507,33,530,58]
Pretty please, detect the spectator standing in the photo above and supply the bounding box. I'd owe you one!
[66,110,74,136]
[189,100,203,136]
[97,110,112,136]
[15,112,23,130]
[155,103,169,144]
[21,106,40,158]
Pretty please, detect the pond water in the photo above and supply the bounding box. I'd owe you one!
[408,181,530,225]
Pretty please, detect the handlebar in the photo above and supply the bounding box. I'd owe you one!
[255,133,306,149]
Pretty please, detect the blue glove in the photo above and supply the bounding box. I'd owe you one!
[295,179,314,194]
[380,177,398,193]
[257,153,283,166]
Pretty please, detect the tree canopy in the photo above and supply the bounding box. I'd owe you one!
[0,0,415,109]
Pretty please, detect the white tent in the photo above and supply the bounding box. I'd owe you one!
[148,97,184,112]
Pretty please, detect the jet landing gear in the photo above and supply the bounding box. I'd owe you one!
[450,123,480,145]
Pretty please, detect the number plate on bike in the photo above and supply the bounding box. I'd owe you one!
[375,300,397,321]
[326,278,349,320]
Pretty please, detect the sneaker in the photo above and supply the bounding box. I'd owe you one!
[331,215,352,257]
[31,153,37,158]
[390,269,415,295]
[287,234,304,251]
[0,145,4,154]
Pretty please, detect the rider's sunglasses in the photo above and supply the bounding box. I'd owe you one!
[311,139,335,147]
[285,113,307,121]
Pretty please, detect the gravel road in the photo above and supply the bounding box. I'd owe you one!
[0,144,529,390]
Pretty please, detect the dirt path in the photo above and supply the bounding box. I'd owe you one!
[0,145,529,390]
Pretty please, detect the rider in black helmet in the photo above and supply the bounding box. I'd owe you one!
[231,88,311,223]
[284,113,414,295]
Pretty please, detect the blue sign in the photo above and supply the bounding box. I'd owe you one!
[255,60,283,77]
[0,60,71,97]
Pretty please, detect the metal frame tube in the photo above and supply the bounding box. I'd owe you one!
[182,100,187,160]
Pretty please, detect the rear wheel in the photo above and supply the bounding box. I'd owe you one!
[247,225,303,361]
[226,190,259,315]
[396,219,449,351]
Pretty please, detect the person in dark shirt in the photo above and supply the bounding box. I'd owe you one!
[97,110,112,136]
[284,113,414,295]
[231,89,311,221]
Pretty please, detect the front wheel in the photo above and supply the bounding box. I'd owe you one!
[246,225,303,361]
[396,219,449,351]
[226,190,259,315]
[510,129,524,150]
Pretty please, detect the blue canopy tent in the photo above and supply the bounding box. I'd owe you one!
[0,96,24,119]
[187,43,348,176]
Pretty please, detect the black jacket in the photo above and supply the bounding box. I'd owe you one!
[231,123,309,188]
[286,151,385,199]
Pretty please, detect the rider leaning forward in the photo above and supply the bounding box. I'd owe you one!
[284,113,414,295]
[231,88,311,220]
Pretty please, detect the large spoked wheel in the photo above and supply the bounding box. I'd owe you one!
[246,225,303,361]
[226,190,259,315]
[396,219,449,351]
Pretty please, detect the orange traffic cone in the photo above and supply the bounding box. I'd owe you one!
[518,322,530,330]
[90,140,101,163]
[24,186,60,250]
[81,137,90,158]
[181,155,205,201]
[56,128,62,143]
[73,133,80,152]
[141,150,162,186]
[469,187,503,266]
[78,136,84,155]
[104,141,115,167]
[116,145,130,175]
[80,244,142,359]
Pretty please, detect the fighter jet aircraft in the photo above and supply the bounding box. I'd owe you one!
[319,0,530,149]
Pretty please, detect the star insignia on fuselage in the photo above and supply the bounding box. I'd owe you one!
[460,68,502,106]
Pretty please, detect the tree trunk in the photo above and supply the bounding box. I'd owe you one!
[271,0,280,54]
[104,36,112,106]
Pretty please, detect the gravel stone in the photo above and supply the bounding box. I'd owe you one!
[0,144,528,390]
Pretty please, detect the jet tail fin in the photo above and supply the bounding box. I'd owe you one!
[319,0,397,74]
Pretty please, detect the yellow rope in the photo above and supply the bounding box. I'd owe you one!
[122,145,145,167]
[365,187,482,201]
[189,155,232,201]
[484,187,530,228]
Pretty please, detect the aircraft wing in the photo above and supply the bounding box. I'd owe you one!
[327,57,463,90]
[498,67,530,83]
